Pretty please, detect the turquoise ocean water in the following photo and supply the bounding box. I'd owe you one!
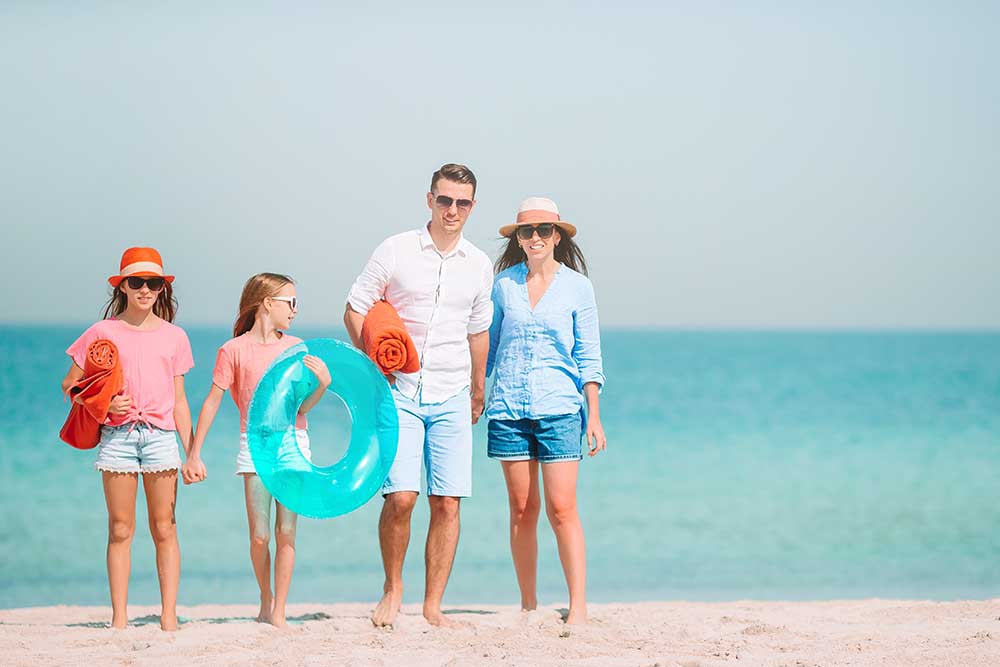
[1,326,998,609]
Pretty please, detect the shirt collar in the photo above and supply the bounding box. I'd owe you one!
[419,223,468,258]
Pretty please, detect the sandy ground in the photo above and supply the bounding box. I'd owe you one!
[1,600,998,666]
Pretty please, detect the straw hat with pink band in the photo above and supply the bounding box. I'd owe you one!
[499,197,578,239]
[108,247,175,287]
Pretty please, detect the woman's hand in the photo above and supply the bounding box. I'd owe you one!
[586,415,606,457]
[181,456,207,485]
[303,355,332,389]
[108,394,133,415]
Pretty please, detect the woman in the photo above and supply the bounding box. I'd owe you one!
[487,196,607,624]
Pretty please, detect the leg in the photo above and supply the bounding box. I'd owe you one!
[373,491,418,626]
[423,495,461,626]
[243,474,274,623]
[271,501,298,628]
[142,470,180,631]
[102,471,138,629]
[500,460,541,611]
[541,461,587,623]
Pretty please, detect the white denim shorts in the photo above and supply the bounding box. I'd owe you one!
[236,429,312,475]
[94,423,181,474]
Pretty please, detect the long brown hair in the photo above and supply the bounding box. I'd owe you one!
[102,281,178,322]
[233,273,295,337]
[494,228,589,276]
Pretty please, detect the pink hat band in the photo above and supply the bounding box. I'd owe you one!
[516,209,561,224]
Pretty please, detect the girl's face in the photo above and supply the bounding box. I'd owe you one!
[120,276,164,313]
[263,282,297,331]
[517,224,562,264]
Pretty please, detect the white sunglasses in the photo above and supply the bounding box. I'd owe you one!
[271,296,298,310]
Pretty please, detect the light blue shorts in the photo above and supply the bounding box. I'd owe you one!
[94,423,182,474]
[383,386,472,498]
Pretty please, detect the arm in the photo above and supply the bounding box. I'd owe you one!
[182,383,225,484]
[173,374,194,457]
[344,304,365,349]
[298,355,332,415]
[468,330,489,424]
[61,363,84,395]
[583,382,606,456]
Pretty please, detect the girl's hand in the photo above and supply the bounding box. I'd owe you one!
[182,456,207,485]
[586,416,607,457]
[303,355,332,389]
[108,394,133,415]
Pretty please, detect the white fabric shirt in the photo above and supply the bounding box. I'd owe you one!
[347,225,494,403]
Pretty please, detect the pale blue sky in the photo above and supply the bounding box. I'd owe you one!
[2,3,997,328]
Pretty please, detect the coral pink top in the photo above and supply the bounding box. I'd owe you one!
[66,319,194,431]
[212,333,307,433]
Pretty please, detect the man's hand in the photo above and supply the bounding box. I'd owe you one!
[471,391,485,424]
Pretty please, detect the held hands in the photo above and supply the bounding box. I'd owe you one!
[108,394,133,415]
[181,456,207,485]
[303,355,332,389]
[471,391,485,425]
[586,416,607,457]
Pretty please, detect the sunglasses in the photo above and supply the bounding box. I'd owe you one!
[516,223,556,240]
[434,195,474,211]
[271,296,297,310]
[124,276,165,291]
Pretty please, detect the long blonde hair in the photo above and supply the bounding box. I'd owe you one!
[233,273,295,337]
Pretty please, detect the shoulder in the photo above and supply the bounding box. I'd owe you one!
[160,320,191,340]
[560,266,596,298]
[495,264,522,284]
[382,229,420,250]
[460,239,492,267]
[83,319,117,336]
[218,335,244,354]
[282,334,304,346]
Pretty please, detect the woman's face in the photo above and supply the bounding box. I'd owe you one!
[517,223,562,263]
[120,276,164,313]
[265,282,297,331]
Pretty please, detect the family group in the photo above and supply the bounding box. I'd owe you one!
[60,163,607,632]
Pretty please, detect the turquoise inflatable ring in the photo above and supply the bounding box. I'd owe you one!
[246,338,398,519]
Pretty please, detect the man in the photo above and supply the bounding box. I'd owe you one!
[344,163,493,627]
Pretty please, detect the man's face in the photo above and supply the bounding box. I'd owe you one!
[427,178,476,236]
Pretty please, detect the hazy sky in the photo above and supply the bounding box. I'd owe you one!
[2,3,998,329]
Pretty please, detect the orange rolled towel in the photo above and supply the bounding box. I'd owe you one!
[60,339,124,449]
[361,300,420,377]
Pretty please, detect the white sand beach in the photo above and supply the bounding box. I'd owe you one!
[2,600,998,666]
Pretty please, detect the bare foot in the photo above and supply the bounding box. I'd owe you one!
[270,614,289,629]
[110,615,128,630]
[423,607,461,628]
[160,615,179,632]
[256,595,273,624]
[565,606,587,625]
[371,589,402,627]
[521,598,538,612]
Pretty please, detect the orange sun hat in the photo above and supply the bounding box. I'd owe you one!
[107,247,175,287]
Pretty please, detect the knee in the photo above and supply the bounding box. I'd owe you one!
[545,498,578,526]
[108,519,134,545]
[384,493,418,520]
[149,518,176,543]
[250,530,270,548]
[275,521,297,543]
[509,496,541,526]
[429,495,460,521]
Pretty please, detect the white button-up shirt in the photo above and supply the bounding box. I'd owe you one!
[347,225,494,403]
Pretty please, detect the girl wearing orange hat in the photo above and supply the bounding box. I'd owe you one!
[60,247,196,631]
[182,273,331,628]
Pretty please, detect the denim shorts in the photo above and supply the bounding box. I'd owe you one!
[487,412,583,463]
[94,423,182,474]
[236,429,312,475]
[384,386,473,497]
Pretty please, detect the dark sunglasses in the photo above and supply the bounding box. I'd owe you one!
[434,195,474,211]
[516,223,556,240]
[124,276,165,291]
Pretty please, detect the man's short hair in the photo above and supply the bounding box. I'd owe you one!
[430,163,477,198]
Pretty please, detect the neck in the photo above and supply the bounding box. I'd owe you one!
[427,222,461,254]
[525,256,560,278]
[118,306,157,328]
[248,318,282,343]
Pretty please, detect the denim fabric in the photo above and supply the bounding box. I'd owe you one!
[94,423,181,474]
[487,412,583,463]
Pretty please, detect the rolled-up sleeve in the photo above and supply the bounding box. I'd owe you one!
[486,280,504,378]
[347,239,395,316]
[572,280,605,391]
[467,259,494,335]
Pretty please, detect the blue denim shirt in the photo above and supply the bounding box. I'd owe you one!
[486,263,605,421]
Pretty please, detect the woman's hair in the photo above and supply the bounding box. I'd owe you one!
[102,281,178,322]
[494,227,589,276]
[233,272,295,337]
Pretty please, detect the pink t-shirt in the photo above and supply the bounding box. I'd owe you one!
[66,319,195,431]
[212,333,307,433]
